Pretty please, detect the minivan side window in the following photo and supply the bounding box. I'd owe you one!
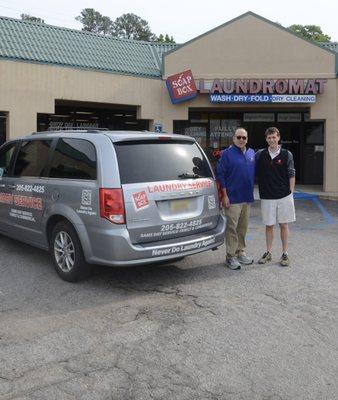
[0,142,17,178]
[13,140,52,177]
[49,138,96,180]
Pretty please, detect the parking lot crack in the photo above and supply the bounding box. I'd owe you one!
[0,308,19,313]
[263,292,287,306]
[192,298,217,315]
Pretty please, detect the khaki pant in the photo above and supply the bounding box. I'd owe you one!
[224,203,250,258]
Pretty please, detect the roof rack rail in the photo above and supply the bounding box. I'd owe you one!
[31,127,109,134]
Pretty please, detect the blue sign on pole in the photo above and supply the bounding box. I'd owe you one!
[154,123,162,133]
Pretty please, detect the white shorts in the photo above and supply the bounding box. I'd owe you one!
[261,194,296,226]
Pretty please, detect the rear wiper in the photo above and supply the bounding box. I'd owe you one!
[178,172,201,179]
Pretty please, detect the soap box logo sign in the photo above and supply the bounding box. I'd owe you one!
[132,190,149,210]
[166,70,198,104]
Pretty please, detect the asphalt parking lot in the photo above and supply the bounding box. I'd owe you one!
[0,198,337,400]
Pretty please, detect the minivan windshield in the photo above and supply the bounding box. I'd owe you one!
[114,140,213,184]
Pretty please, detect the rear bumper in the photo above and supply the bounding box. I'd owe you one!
[81,215,225,266]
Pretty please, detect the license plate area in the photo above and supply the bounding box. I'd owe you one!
[170,198,190,213]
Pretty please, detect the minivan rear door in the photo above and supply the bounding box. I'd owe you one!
[114,138,220,244]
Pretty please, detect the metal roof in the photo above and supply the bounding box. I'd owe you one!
[319,42,338,52]
[0,15,337,78]
[0,16,178,78]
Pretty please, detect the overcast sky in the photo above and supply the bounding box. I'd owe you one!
[1,0,337,42]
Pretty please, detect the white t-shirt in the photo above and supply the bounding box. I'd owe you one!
[268,146,281,160]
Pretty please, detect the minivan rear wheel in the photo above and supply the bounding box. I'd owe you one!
[50,221,91,282]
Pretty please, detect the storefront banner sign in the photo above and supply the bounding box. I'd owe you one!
[166,70,198,104]
[48,121,99,130]
[210,94,316,103]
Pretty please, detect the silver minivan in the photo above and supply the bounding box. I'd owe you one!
[0,130,225,281]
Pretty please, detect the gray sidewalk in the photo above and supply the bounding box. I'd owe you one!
[254,185,338,201]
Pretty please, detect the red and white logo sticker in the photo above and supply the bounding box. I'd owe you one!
[132,190,149,210]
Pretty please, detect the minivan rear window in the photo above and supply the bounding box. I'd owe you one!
[114,140,213,184]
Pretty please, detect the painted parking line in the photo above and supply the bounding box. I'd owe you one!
[293,192,335,224]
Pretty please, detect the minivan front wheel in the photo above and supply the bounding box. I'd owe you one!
[50,221,91,282]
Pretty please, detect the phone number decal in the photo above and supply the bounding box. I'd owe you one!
[140,219,213,239]
[161,219,202,231]
[16,184,45,194]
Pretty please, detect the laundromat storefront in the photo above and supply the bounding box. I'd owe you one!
[170,78,326,185]
[160,12,338,192]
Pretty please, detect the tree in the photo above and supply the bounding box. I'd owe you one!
[75,8,112,35]
[157,34,176,43]
[288,24,331,42]
[76,9,174,42]
[20,14,44,23]
[111,13,156,41]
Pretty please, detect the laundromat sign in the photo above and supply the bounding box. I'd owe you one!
[166,70,327,104]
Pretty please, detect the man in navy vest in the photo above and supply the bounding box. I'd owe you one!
[256,127,296,267]
[216,128,255,270]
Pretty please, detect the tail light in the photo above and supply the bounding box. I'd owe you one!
[99,188,125,224]
[216,181,224,209]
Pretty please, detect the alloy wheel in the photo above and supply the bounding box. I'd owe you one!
[54,230,75,272]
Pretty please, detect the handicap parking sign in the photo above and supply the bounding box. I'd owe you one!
[154,123,162,133]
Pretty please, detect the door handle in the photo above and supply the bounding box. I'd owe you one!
[7,184,16,190]
[0,183,5,188]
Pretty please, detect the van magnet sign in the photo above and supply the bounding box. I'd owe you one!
[132,190,149,211]
[166,70,198,104]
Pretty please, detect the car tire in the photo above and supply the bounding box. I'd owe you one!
[50,221,92,282]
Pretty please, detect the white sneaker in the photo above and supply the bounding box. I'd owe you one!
[225,257,241,270]
[236,253,254,265]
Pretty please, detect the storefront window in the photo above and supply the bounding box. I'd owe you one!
[0,112,7,145]
[184,126,207,147]
[305,124,324,144]
[210,117,241,149]
[189,112,208,123]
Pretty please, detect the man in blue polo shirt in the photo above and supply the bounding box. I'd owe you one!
[216,128,255,270]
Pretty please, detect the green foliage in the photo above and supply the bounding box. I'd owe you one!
[157,34,176,43]
[111,13,156,41]
[20,14,44,23]
[75,8,112,35]
[76,9,175,42]
[288,24,331,42]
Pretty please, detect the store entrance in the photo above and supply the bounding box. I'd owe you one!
[245,122,301,182]
[174,110,324,185]
[246,122,324,184]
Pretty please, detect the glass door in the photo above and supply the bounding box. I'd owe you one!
[302,123,324,185]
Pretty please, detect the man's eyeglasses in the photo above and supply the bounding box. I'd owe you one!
[235,136,247,140]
